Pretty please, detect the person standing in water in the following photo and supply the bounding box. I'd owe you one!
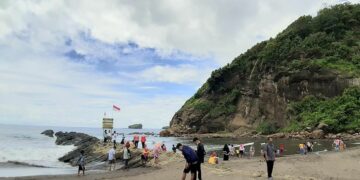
[223,144,230,161]
[265,137,276,180]
[239,144,245,158]
[249,145,255,158]
[193,137,205,180]
[176,143,198,180]
[76,150,85,176]
[229,144,235,156]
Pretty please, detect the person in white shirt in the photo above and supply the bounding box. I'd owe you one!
[108,146,116,171]
[107,131,112,143]
[123,146,131,169]
[112,131,118,146]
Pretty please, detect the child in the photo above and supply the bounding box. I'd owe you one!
[141,145,150,165]
[279,144,285,156]
[77,150,85,176]
[161,144,167,151]
[230,144,235,156]
[235,147,240,158]
[153,146,160,165]
[172,144,176,153]
[208,152,219,164]
[249,145,255,158]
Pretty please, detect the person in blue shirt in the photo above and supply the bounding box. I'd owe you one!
[176,143,198,180]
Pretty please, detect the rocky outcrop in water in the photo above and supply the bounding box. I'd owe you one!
[41,130,145,169]
[41,129,54,137]
[54,131,100,165]
[128,124,143,129]
[128,132,155,136]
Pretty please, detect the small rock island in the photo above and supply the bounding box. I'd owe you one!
[128,124,142,129]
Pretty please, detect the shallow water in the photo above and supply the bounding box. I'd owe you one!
[179,136,360,156]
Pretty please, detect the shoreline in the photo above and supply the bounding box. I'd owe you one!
[5,147,360,180]
[162,130,360,141]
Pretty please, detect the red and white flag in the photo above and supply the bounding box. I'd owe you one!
[113,105,121,112]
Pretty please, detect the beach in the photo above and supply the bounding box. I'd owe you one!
[5,147,360,180]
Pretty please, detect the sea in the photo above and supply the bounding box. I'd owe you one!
[0,124,184,177]
[1,124,360,177]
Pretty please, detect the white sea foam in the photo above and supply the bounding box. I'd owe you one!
[0,125,75,168]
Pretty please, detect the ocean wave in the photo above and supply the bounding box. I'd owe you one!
[4,161,49,168]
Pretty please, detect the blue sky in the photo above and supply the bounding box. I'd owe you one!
[0,0,357,128]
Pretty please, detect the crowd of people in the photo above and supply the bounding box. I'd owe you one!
[76,132,171,176]
[76,132,349,180]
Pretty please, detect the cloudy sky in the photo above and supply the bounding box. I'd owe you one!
[0,0,358,128]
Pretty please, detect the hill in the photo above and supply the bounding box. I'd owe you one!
[168,3,360,135]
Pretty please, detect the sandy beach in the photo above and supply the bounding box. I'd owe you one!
[4,147,360,180]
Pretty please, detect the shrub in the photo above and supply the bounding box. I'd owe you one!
[256,122,278,135]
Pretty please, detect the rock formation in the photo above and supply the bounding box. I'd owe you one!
[41,129,54,137]
[167,4,360,135]
[128,124,143,129]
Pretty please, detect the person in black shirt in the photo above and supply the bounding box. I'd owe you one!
[172,144,177,153]
[193,137,205,180]
[223,144,230,161]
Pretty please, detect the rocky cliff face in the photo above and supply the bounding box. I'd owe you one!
[168,4,360,135]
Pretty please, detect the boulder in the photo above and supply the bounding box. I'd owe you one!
[55,131,100,165]
[311,129,325,139]
[55,131,99,146]
[41,129,54,137]
[159,129,173,137]
[317,123,329,131]
[128,124,143,129]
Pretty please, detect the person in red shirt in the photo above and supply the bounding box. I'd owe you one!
[133,134,139,148]
[141,135,147,149]
[279,144,285,156]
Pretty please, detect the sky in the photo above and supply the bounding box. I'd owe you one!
[0,0,359,128]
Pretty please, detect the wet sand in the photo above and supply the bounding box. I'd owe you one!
[3,148,360,180]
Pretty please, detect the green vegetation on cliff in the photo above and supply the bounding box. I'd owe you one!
[285,87,360,133]
[175,3,360,134]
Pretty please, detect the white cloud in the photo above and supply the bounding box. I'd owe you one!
[1,0,359,128]
[0,52,186,128]
[138,65,211,84]
[2,0,359,64]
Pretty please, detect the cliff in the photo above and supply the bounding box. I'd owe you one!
[169,4,360,135]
